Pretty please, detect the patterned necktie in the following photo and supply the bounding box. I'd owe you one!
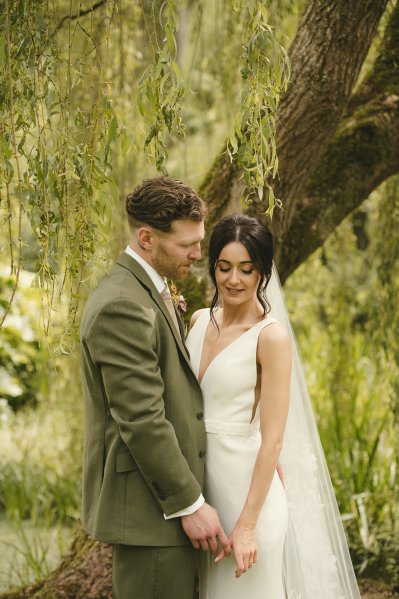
[161,284,181,336]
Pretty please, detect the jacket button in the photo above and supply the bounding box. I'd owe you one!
[197,411,204,420]
[199,450,206,458]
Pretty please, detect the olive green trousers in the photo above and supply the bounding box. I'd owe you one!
[112,544,198,599]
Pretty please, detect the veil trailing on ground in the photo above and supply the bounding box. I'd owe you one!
[267,265,360,599]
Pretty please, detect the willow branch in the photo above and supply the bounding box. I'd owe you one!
[50,0,108,37]
[0,0,23,331]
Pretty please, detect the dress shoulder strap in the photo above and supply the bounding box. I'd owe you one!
[255,315,280,331]
[193,307,212,332]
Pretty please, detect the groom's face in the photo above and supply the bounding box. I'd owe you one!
[151,219,204,280]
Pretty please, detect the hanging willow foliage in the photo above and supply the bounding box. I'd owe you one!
[137,0,185,173]
[227,0,290,213]
[137,0,289,209]
[0,0,122,347]
[1,0,290,343]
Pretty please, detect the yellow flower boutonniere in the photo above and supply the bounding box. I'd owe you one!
[170,281,187,318]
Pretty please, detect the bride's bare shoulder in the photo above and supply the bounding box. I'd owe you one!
[258,320,291,353]
[189,307,210,331]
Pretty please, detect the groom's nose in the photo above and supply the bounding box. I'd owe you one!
[188,242,202,261]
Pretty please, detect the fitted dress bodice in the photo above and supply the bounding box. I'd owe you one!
[188,309,278,426]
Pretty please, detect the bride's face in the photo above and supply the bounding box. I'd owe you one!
[215,241,261,306]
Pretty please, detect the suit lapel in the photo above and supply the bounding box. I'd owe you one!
[175,307,187,341]
[116,253,191,364]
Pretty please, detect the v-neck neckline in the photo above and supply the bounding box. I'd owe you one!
[197,312,271,386]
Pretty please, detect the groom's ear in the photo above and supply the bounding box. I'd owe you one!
[137,226,155,251]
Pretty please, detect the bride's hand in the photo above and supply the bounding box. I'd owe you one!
[215,524,258,578]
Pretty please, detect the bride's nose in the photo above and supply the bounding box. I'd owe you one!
[229,268,240,285]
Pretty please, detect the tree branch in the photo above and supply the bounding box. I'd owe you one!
[271,0,389,242]
[201,0,395,282]
[348,0,399,113]
[273,0,399,282]
[276,93,399,282]
[51,0,108,37]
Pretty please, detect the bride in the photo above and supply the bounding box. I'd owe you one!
[186,214,361,599]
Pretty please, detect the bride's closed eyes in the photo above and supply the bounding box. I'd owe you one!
[218,266,254,275]
[217,260,255,275]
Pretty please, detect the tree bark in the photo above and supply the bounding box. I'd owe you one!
[273,0,388,213]
[275,89,399,281]
[1,530,112,599]
[202,0,399,284]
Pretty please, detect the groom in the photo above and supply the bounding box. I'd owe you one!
[80,176,230,598]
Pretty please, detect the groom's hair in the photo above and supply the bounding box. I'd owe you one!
[126,176,207,232]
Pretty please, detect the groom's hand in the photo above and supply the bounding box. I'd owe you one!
[181,502,231,555]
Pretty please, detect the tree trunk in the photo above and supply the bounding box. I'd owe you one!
[202,0,399,284]
[1,529,112,599]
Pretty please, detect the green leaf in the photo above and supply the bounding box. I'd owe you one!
[0,34,6,69]
[108,115,118,144]
[108,177,119,207]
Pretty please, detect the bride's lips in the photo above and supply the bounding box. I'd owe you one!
[225,287,244,295]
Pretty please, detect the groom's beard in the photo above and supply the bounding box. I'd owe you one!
[152,252,192,281]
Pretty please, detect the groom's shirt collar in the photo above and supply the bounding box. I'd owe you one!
[125,246,166,293]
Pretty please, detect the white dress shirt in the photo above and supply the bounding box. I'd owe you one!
[125,246,205,519]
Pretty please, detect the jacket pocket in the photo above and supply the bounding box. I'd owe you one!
[116,450,138,473]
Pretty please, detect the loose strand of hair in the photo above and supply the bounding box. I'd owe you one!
[209,290,220,333]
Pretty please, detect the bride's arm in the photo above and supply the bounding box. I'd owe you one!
[217,323,292,577]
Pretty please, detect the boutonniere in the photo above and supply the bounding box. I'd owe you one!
[170,281,187,318]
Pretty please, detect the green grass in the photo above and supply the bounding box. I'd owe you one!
[0,516,74,592]
[0,354,82,589]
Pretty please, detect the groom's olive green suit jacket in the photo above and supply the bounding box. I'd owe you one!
[80,252,205,546]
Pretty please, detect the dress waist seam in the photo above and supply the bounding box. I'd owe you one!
[205,418,259,437]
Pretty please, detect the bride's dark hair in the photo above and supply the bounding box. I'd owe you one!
[208,214,274,323]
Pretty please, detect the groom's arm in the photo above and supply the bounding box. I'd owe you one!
[87,298,202,515]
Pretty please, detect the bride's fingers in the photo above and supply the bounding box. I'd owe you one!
[235,564,244,578]
[242,553,250,573]
[214,548,225,563]
[235,554,245,578]
[253,548,258,564]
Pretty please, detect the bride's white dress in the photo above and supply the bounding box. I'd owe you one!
[186,310,288,598]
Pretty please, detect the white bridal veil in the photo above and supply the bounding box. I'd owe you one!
[267,265,361,599]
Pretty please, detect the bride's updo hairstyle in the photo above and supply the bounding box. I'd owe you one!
[208,214,273,323]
